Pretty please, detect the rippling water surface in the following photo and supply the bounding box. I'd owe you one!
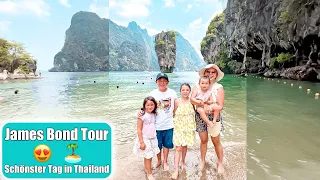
[247,76,320,180]
[1,72,318,179]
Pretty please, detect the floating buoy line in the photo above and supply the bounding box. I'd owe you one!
[232,75,320,100]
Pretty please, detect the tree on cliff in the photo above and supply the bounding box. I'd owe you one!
[0,38,37,74]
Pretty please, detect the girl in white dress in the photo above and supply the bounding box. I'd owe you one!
[133,96,160,180]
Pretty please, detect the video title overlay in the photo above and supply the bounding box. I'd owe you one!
[1,122,112,179]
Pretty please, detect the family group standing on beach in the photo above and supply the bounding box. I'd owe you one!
[133,64,225,180]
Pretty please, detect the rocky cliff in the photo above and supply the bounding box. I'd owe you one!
[154,31,177,73]
[50,12,108,72]
[51,11,205,72]
[201,0,320,81]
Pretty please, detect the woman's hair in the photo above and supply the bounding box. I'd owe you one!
[141,96,157,114]
[198,76,210,84]
[180,83,191,92]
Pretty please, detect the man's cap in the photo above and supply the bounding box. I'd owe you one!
[156,73,169,81]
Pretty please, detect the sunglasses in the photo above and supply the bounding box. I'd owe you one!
[205,70,216,74]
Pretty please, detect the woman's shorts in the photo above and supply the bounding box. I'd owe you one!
[195,112,222,137]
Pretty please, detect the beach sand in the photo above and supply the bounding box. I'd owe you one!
[110,141,246,180]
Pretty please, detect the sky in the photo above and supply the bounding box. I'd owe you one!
[0,0,227,71]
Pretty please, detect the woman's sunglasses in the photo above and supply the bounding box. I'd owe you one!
[205,70,216,74]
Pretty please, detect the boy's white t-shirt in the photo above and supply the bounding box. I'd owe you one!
[148,88,177,131]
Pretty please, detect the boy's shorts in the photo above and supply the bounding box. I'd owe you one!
[156,128,174,150]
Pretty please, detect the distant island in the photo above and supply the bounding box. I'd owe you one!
[49,11,206,72]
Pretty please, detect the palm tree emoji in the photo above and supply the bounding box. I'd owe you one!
[67,144,78,155]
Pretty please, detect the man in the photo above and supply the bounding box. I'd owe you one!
[139,73,177,171]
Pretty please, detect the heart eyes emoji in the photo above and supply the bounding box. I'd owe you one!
[35,149,41,155]
[33,144,51,162]
[44,149,50,155]
[35,149,50,155]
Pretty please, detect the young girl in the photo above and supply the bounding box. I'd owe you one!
[191,76,221,128]
[171,83,196,179]
[133,96,160,180]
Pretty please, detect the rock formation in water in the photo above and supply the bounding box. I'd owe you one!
[50,11,108,72]
[51,11,205,72]
[154,31,177,73]
[201,0,320,81]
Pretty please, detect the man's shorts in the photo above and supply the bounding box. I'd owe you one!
[156,128,174,150]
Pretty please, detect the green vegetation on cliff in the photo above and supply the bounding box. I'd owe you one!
[270,53,294,69]
[0,38,37,73]
[201,13,224,52]
[201,13,241,73]
[215,42,242,74]
[168,30,178,41]
[154,40,165,45]
[154,30,178,47]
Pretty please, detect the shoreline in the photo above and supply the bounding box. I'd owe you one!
[0,75,41,81]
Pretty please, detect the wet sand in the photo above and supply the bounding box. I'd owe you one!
[110,140,246,180]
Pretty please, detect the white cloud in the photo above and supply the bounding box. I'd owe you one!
[146,28,161,36]
[0,1,16,14]
[185,4,192,12]
[140,24,161,36]
[163,0,175,7]
[189,17,202,28]
[205,5,223,28]
[0,0,50,17]
[110,0,151,18]
[59,0,71,8]
[0,21,11,35]
[89,0,109,18]
[182,0,224,59]
[111,20,128,27]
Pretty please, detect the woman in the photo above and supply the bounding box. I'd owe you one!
[190,64,225,174]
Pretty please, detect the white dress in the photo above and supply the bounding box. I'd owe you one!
[133,113,160,159]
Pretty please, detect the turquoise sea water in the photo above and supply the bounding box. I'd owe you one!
[247,76,320,180]
[1,71,319,179]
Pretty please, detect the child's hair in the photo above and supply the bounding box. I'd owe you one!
[198,76,210,84]
[180,83,191,91]
[141,96,157,114]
